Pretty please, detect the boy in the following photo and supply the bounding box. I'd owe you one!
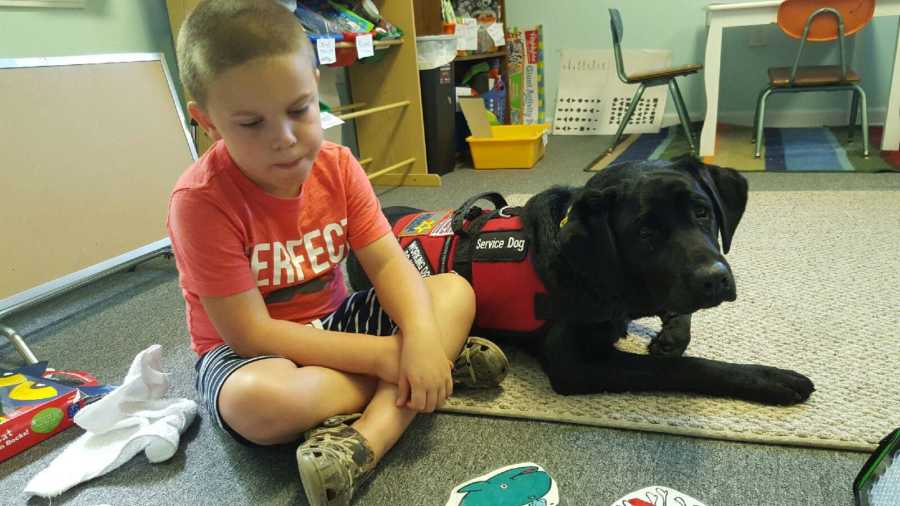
[167,2,509,505]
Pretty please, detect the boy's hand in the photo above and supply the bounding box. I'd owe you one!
[396,334,453,412]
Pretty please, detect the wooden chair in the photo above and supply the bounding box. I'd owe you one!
[753,0,875,158]
[607,8,703,154]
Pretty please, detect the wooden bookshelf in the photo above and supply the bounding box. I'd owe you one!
[165,0,439,187]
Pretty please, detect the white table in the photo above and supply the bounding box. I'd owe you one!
[701,0,900,156]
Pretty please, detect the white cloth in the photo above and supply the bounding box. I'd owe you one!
[25,344,197,498]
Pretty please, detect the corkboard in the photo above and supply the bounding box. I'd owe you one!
[0,54,195,303]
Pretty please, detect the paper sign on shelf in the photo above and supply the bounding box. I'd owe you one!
[320,111,344,130]
[316,38,336,65]
[487,23,506,46]
[356,34,374,59]
[456,18,478,51]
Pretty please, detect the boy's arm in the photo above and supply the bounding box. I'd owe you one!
[200,289,401,383]
[354,232,453,412]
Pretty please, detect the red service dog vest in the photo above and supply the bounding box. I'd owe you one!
[392,203,549,336]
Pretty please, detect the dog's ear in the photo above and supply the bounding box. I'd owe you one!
[675,156,748,254]
[704,164,747,254]
[558,187,623,297]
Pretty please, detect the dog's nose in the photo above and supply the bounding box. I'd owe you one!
[693,261,735,305]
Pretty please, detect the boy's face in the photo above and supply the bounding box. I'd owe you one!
[189,53,323,198]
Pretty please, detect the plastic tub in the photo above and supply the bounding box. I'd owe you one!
[416,34,457,70]
[466,124,550,169]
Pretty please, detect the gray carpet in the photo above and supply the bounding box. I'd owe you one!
[1,135,896,505]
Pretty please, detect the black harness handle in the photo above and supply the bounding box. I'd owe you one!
[451,192,509,235]
[451,192,527,282]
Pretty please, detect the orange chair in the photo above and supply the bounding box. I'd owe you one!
[753,0,875,158]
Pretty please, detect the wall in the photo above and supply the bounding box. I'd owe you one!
[0,0,349,144]
[0,1,180,89]
[3,1,892,129]
[506,0,894,126]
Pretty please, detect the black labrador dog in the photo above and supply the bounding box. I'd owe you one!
[348,157,814,405]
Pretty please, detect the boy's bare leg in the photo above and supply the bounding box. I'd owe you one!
[220,272,474,450]
[352,272,475,460]
[219,359,378,445]
[425,272,477,360]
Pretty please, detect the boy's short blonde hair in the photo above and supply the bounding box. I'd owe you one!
[176,0,315,107]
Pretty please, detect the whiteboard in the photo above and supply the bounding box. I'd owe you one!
[0,54,196,311]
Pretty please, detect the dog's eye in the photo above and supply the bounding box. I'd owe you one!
[694,207,710,220]
[639,226,654,240]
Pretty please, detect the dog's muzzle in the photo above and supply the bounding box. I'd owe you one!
[690,261,736,308]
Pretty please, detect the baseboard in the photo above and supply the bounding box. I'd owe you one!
[660,108,887,128]
[542,108,887,132]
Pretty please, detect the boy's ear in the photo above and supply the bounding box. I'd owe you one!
[187,101,221,141]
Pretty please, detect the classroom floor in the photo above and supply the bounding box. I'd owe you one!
[1,135,897,505]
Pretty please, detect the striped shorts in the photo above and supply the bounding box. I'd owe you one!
[194,288,397,444]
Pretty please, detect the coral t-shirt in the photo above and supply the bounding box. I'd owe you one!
[167,140,390,356]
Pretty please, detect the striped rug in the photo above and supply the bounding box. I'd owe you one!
[585,123,900,172]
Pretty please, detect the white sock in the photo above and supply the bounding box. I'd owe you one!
[24,345,197,498]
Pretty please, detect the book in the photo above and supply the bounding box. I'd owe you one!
[0,361,109,462]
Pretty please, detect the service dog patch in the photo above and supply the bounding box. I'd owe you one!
[398,210,453,237]
[403,239,434,277]
[472,231,529,262]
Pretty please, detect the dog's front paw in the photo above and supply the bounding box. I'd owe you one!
[650,313,692,357]
[735,364,815,405]
[648,337,688,357]
[649,328,690,357]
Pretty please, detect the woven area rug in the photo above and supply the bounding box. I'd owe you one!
[439,192,900,452]
[584,124,900,173]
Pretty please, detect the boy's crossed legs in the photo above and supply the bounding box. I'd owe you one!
[200,273,507,505]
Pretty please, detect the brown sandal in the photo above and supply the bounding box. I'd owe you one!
[296,414,375,506]
[452,336,510,388]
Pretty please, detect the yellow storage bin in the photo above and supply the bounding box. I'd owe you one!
[466,124,550,170]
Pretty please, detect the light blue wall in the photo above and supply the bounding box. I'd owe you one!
[0,1,349,147]
[506,0,895,125]
[0,0,180,97]
[1,1,894,127]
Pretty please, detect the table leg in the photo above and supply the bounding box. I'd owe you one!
[701,22,723,157]
[882,17,900,151]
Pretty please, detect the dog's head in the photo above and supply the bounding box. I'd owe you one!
[560,156,748,315]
